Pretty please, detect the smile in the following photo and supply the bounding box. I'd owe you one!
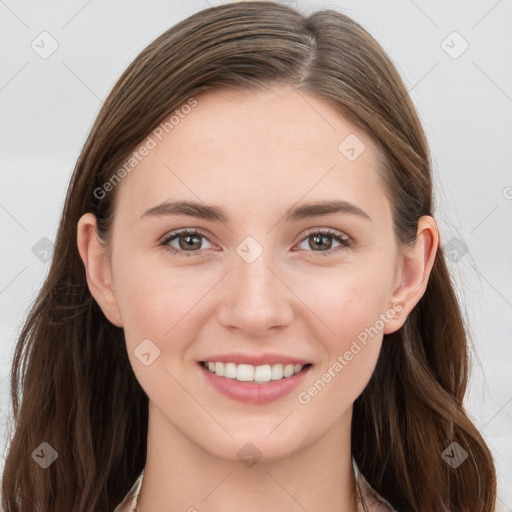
[199,360,313,404]
[202,361,310,383]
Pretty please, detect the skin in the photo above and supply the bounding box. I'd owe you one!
[77,85,438,512]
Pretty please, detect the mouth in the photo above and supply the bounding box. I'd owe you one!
[199,360,313,384]
[197,360,313,404]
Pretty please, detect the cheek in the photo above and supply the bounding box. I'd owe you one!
[111,254,220,376]
[111,246,199,333]
[292,258,392,340]
[293,262,391,407]
[112,260,202,395]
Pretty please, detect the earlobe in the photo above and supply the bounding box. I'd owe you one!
[76,213,123,327]
[384,215,439,334]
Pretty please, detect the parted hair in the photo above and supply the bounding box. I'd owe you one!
[2,2,496,511]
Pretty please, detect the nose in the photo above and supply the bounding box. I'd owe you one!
[216,248,294,337]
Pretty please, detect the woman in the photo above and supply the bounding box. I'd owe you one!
[1,2,497,511]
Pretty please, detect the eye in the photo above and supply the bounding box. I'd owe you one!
[295,228,352,256]
[159,227,352,258]
[160,229,214,257]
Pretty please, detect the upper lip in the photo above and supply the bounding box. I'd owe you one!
[200,353,312,366]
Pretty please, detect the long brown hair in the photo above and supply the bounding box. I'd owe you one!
[1,2,496,510]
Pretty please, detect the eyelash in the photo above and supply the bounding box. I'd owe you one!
[159,228,353,258]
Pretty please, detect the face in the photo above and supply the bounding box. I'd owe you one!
[79,85,431,463]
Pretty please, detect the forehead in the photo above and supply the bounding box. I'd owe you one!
[115,86,390,225]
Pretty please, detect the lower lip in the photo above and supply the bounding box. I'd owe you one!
[199,362,312,405]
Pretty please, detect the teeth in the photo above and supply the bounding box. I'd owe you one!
[283,364,295,378]
[224,362,237,379]
[271,364,283,380]
[254,364,271,382]
[203,361,305,382]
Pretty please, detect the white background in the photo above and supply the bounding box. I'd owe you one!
[1,0,511,509]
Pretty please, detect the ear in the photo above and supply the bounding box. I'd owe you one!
[76,213,123,327]
[384,215,439,334]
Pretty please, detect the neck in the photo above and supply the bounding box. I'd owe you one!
[136,404,359,512]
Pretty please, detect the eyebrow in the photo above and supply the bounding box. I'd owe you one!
[139,199,372,223]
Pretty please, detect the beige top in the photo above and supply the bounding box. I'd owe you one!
[113,458,396,511]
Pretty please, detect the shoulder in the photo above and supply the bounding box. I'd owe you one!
[113,468,144,512]
[353,458,397,512]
